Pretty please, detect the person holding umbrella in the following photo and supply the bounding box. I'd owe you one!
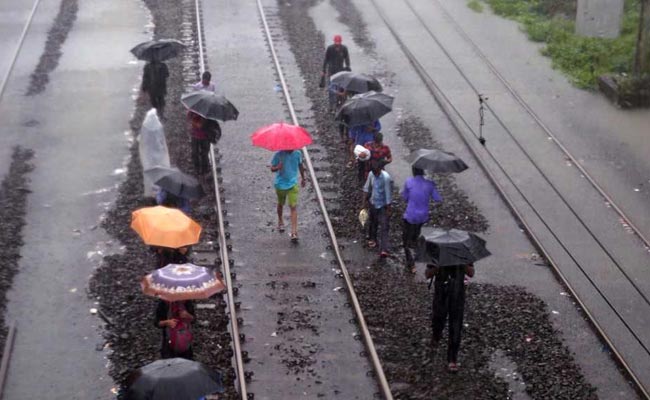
[321,35,351,112]
[270,150,307,242]
[141,52,170,118]
[251,123,312,242]
[155,299,195,360]
[401,167,442,273]
[416,228,490,373]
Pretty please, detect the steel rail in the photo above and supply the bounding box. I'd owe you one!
[193,0,248,397]
[428,0,650,251]
[400,0,650,311]
[0,322,16,400]
[368,0,650,397]
[0,0,43,102]
[255,0,394,398]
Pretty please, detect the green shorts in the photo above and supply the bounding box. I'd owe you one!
[276,184,299,207]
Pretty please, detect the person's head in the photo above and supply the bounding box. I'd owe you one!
[201,71,212,85]
[412,167,424,176]
[333,34,342,46]
[374,132,383,144]
[370,160,383,176]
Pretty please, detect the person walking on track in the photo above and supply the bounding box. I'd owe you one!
[141,54,169,118]
[428,263,474,373]
[362,160,392,257]
[401,167,442,273]
[192,71,216,92]
[270,149,307,242]
[321,34,350,112]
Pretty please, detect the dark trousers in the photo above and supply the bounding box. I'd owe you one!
[191,137,211,175]
[431,267,466,363]
[402,219,423,267]
[357,160,367,183]
[369,206,390,252]
[149,92,166,116]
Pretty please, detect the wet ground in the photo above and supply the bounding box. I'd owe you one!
[0,0,643,398]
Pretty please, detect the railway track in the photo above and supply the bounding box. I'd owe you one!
[193,0,395,398]
[368,0,650,397]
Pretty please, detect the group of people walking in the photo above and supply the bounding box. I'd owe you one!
[322,34,480,373]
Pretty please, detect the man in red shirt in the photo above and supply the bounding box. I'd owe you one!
[363,132,392,180]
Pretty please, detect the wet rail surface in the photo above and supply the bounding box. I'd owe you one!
[368,0,650,397]
[194,0,394,398]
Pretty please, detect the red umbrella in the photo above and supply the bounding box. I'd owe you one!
[251,122,313,151]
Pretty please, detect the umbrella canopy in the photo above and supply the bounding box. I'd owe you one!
[130,39,185,62]
[181,91,239,122]
[336,91,394,126]
[131,206,201,248]
[125,358,224,400]
[144,165,180,186]
[154,169,205,200]
[330,71,382,93]
[415,228,491,267]
[406,149,469,173]
[142,263,225,301]
[251,122,312,151]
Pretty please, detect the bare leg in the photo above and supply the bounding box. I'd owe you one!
[290,206,298,235]
[277,203,284,228]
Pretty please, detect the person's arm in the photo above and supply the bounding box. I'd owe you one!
[384,147,392,163]
[322,46,330,75]
[401,180,410,202]
[155,301,177,329]
[270,153,282,172]
[299,158,306,187]
[430,181,443,203]
[344,46,350,69]
[384,174,392,215]
[362,174,372,209]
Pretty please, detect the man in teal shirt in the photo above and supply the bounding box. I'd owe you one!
[270,150,306,242]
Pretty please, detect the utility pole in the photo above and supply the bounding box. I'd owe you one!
[634,0,650,75]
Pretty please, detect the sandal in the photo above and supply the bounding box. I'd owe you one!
[290,233,299,243]
[367,240,377,248]
[277,224,286,233]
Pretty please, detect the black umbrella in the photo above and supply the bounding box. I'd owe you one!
[406,149,469,173]
[131,39,185,62]
[415,228,491,267]
[155,169,205,199]
[335,91,394,126]
[125,358,224,400]
[181,91,239,122]
[329,71,382,93]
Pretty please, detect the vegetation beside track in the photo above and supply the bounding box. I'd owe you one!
[477,0,642,89]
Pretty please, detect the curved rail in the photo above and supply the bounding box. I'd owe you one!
[193,0,248,397]
[255,1,394,398]
[0,0,43,101]
[368,0,650,397]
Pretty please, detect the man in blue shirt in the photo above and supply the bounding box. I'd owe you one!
[270,150,306,242]
[401,167,442,272]
[362,160,392,257]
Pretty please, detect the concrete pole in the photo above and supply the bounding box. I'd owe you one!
[633,0,650,75]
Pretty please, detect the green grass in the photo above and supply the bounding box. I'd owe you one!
[482,0,641,88]
[467,0,484,13]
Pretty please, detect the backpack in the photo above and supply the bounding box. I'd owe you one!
[167,302,193,354]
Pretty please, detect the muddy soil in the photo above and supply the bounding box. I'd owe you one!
[88,0,237,398]
[276,0,597,398]
[0,147,35,360]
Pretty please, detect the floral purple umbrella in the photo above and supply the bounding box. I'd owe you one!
[141,263,225,302]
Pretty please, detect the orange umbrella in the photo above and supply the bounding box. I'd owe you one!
[131,206,202,248]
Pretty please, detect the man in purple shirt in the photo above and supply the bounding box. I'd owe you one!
[401,167,442,272]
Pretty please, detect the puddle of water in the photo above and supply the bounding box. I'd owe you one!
[489,349,531,400]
